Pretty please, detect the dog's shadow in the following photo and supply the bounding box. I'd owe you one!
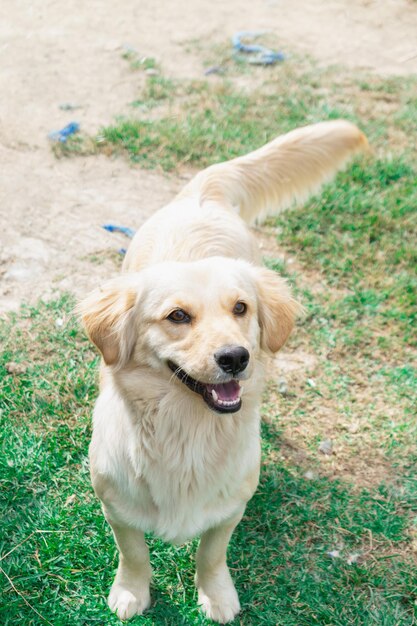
[140,590,192,625]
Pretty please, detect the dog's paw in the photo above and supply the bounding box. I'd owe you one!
[197,580,240,624]
[108,583,151,620]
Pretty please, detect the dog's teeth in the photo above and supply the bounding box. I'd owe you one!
[211,389,219,402]
[218,398,239,406]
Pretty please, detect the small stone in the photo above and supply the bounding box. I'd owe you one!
[204,66,224,76]
[346,552,361,564]
[319,439,333,455]
[277,377,288,395]
[348,421,360,434]
[145,68,159,76]
[304,470,316,480]
[5,361,27,375]
[327,550,340,559]
[55,318,64,328]
[59,103,81,111]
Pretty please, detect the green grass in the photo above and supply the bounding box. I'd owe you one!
[273,157,417,346]
[99,80,352,170]
[121,49,160,73]
[96,63,416,171]
[1,298,417,626]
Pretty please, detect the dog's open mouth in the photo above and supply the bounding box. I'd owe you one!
[168,361,242,413]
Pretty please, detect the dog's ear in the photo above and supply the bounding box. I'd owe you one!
[254,268,301,353]
[78,276,139,367]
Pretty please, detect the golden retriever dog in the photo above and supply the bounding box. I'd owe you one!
[80,121,367,623]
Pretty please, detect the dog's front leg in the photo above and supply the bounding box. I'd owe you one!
[195,508,244,624]
[105,516,152,620]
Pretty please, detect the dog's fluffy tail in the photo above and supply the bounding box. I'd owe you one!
[177,120,369,224]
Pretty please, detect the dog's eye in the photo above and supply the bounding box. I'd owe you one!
[167,309,191,324]
[233,301,247,316]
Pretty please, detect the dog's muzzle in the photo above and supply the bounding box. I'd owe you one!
[167,360,243,413]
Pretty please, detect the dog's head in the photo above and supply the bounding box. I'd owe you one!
[80,258,300,413]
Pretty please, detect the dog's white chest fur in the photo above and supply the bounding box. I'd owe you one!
[91,382,261,543]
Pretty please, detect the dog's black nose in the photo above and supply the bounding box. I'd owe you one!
[214,345,250,376]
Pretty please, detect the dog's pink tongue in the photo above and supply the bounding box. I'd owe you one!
[207,380,241,402]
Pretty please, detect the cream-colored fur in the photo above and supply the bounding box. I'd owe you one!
[80,120,368,623]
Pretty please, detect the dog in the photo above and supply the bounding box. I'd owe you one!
[80,121,367,623]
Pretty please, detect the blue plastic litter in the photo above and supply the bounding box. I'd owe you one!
[102,224,136,238]
[48,121,80,142]
[232,32,285,65]
[103,224,136,255]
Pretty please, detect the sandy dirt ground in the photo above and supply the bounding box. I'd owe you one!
[1,0,416,313]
